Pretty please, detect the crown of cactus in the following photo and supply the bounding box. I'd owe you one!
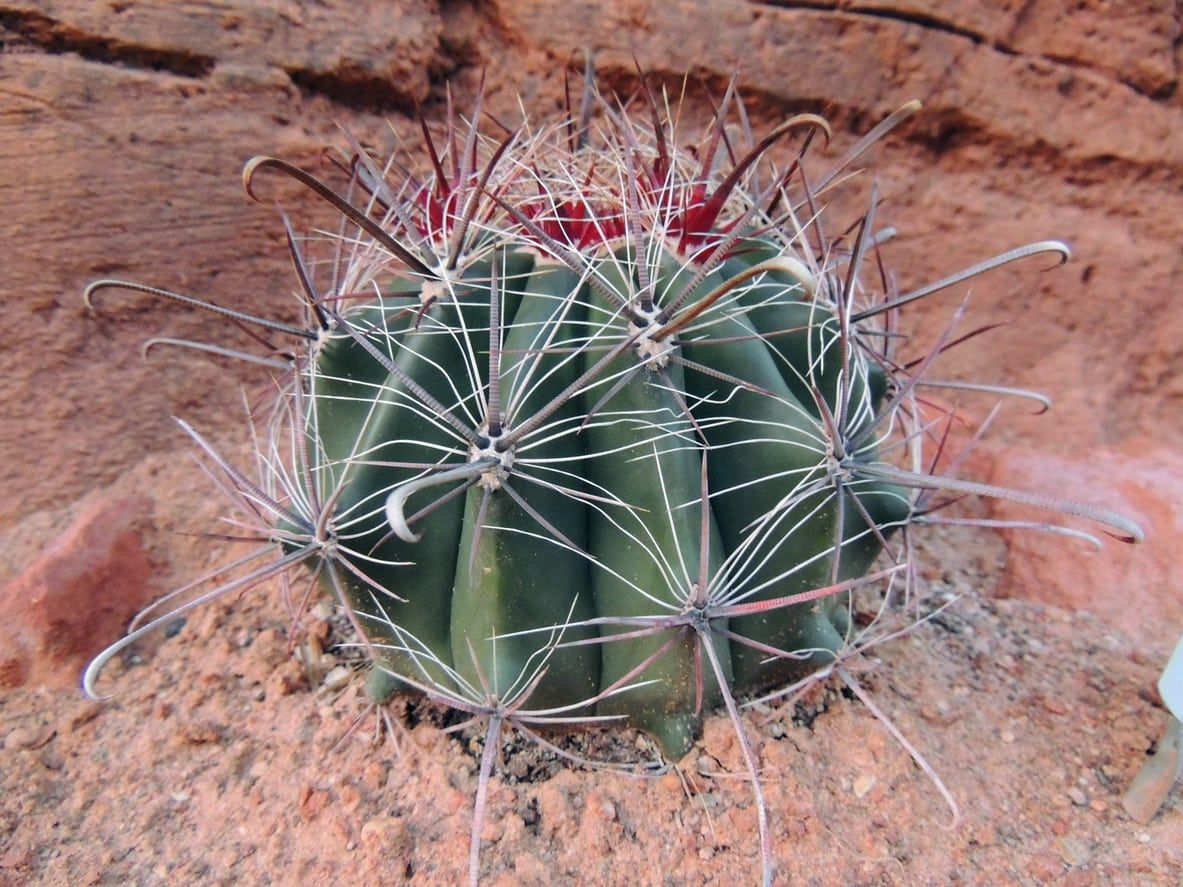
[83,69,1142,886]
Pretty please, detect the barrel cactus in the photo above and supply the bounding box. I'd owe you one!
[83,69,1142,885]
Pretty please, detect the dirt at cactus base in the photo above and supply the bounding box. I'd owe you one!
[1,504,1181,885]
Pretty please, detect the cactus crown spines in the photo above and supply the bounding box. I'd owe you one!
[83,71,1143,887]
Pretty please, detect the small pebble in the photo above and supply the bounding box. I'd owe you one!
[1041,696,1069,715]
[852,774,876,799]
[322,665,352,692]
[66,703,103,733]
[1058,835,1090,866]
[1000,730,1015,744]
[5,725,54,750]
[920,701,955,725]
[1067,787,1088,806]
[5,727,36,750]
[360,817,411,855]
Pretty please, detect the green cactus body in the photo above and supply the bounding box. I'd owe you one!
[274,202,906,754]
[277,195,910,755]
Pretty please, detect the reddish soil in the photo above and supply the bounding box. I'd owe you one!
[2,2,1181,884]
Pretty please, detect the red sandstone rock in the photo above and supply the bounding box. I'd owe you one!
[0,493,156,689]
[986,439,1183,646]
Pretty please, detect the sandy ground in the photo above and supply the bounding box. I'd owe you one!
[1,462,1180,884]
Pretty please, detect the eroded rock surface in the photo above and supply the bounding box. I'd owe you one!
[0,493,154,689]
